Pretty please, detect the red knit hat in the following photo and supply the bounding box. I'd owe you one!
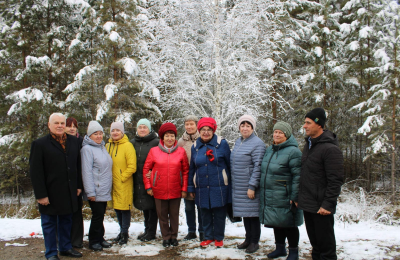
[158,122,177,139]
[197,117,217,132]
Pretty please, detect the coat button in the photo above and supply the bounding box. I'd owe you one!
[205,164,207,166]
[207,186,209,188]
[206,175,208,178]
[68,167,70,170]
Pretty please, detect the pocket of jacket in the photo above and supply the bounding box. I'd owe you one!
[193,173,197,188]
[276,180,289,197]
[222,169,228,186]
[180,171,183,186]
[153,171,158,187]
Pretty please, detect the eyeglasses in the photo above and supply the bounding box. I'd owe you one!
[200,129,213,133]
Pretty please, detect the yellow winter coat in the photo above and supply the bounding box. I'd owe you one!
[106,134,137,210]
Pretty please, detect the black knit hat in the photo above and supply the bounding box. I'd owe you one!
[305,108,326,128]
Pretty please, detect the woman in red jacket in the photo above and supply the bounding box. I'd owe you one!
[143,122,189,248]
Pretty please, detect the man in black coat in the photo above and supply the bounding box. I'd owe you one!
[30,113,83,260]
[298,108,344,260]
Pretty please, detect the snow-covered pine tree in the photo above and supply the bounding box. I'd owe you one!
[353,0,399,201]
[341,0,383,186]
[65,0,161,132]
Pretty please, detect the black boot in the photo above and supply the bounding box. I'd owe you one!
[170,239,179,246]
[199,232,205,241]
[162,239,170,248]
[237,240,250,249]
[137,232,147,240]
[245,243,259,253]
[140,233,156,242]
[113,233,121,243]
[184,232,197,240]
[119,232,129,245]
[267,243,287,258]
[287,247,299,260]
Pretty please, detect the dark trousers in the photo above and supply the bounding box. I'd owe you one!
[41,213,73,259]
[155,198,181,240]
[88,201,107,245]
[71,195,84,247]
[201,205,227,241]
[115,209,131,233]
[184,199,203,233]
[243,217,261,244]
[273,227,299,248]
[143,208,158,236]
[304,211,337,260]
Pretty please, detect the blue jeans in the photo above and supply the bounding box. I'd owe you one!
[184,199,203,233]
[115,209,131,233]
[41,213,73,259]
[201,205,227,241]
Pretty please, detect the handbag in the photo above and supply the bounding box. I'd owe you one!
[226,203,242,223]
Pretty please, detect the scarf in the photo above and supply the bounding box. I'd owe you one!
[51,132,67,152]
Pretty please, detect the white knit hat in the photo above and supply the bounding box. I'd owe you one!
[237,115,256,130]
[87,121,103,136]
[110,122,124,134]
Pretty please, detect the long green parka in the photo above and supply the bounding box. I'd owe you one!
[259,135,303,227]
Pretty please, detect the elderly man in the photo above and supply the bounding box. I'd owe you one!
[30,113,83,260]
[177,115,204,241]
[298,108,344,260]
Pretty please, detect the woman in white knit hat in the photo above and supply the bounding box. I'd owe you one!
[81,121,113,251]
[106,122,137,245]
[230,115,266,253]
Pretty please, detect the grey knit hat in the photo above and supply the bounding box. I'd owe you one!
[87,121,103,137]
[184,115,199,123]
[273,121,292,138]
[110,122,124,134]
[238,115,256,130]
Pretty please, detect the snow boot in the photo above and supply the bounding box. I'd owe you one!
[237,240,250,249]
[184,232,197,240]
[286,247,299,260]
[112,232,121,243]
[267,243,287,258]
[199,232,205,241]
[245,243,259,253]
[119,232,129,245]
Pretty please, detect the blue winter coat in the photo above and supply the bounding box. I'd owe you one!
[231,133,266,217]
[188,134,232,209]
[259,135,303,227]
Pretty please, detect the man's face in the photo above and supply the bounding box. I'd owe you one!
[48,115,66,136]
[303,117,322,138]
[185,120,197,135]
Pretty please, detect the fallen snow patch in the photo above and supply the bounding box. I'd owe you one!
[5,243,28,247]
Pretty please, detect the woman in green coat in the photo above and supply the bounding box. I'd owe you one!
[259,122,303,260]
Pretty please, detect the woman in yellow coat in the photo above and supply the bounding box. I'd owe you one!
[106,122,137,245]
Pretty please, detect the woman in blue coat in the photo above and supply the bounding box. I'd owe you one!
[188,117,231,248]
[260,122,303,260]
[231,115,266,253]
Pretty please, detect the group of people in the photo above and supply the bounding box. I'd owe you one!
[30,107,344,260]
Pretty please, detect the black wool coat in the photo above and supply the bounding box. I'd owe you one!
[30,134,82,215]
[131,131,159,211]
[298,130,344,214]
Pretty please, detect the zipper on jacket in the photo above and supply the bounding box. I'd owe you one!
[153,171,158,187]
[262,150,275,223]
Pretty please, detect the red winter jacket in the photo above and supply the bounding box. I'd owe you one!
[143,140,189,200]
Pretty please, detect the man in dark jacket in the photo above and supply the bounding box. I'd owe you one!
[30,113,83,260]
[298,108,344,260]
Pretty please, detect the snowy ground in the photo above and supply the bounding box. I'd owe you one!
[0,213,399,260]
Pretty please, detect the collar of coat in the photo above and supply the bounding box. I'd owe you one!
[134,131,158,143]
[181,131,200,142]
[194,134,221,149]
[158,140,179,154]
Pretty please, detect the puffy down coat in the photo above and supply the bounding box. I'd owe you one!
[231,133,266,217]
[187,134,232,209]
[259,135,303,227]
[131,131,159,210]
[143,140,189,200]
[106,135,136,210]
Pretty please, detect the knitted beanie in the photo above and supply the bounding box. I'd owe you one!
[87,121,103,137]
[184,115,199,123]
[110,122,124,134]
[273,121,292,138]
[137,118,152,131]
[237,115,256,130]
[197,117,217,132]
[305,108,326,128]
[66,117,78,128]
[158,122,177,139]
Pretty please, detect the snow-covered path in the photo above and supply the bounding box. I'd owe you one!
[0,217,398,259]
